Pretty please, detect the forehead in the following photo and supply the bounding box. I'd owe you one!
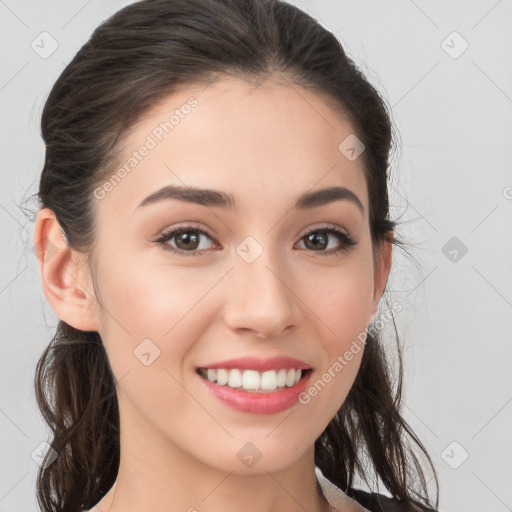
[97,75,368,216]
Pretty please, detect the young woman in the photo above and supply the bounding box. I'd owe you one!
[32,1,439,511]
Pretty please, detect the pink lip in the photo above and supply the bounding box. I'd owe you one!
[198,356,312,372]
[197,369,312,415]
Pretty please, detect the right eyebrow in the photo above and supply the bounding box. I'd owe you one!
[136,184,237,211]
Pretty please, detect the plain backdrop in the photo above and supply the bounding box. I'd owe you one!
[1,1,511,511]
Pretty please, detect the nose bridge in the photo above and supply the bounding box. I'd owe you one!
[223,242,298,337]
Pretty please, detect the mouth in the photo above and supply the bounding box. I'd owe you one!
[196,367,313,393]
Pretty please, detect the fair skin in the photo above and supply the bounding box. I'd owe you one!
[34,75,391,512]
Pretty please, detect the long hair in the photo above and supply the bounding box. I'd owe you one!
[33,0,439,510]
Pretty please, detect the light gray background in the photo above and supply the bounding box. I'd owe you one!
[1,1,511,511]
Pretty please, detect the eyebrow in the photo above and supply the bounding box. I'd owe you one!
[136,184,364,214]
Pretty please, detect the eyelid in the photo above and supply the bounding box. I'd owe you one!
[297,222,351,239]
[156,222,214,240]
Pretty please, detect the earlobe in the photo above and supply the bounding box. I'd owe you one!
[33,208,100,332]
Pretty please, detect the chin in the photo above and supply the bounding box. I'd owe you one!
[199,435,313,475]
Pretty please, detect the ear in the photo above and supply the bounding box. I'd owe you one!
[368,233,393,320]
[33,208,100,332]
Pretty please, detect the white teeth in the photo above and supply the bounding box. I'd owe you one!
[216,368,228,386]
[260,370,277,390]
[200,368,304,392]
[228,369,243,388]
[242,370,260,390]
[276,369,287,387]
[285,369,296,387]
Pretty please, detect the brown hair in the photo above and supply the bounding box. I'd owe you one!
[33,0,439,510]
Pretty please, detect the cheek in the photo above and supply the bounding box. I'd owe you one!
[95,244,215,335]
[93,248,225,385]
[294,258,373,414]
[299,257,374,343]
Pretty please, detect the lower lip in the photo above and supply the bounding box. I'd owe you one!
[197,370,312,415]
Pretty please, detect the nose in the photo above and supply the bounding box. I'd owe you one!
[222,255,299,339]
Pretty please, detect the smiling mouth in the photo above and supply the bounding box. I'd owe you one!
[197,367,312,393]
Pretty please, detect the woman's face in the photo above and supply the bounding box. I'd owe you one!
[84,76,390,474]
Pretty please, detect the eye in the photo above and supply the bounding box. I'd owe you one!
[296,226,357,256]
[154,225,218,256]
[153,224,357,257]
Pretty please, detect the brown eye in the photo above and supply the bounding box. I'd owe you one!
[297,227,357,255]
[174,231,200,250]
[155,226,217,256]
[304,231,329,251]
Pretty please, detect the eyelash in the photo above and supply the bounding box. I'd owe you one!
[153,224,357,257]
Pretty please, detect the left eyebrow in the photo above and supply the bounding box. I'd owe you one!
[135,184,364,215]
[295,186,364,214]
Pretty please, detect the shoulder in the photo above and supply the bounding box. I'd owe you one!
[346,488,438,512]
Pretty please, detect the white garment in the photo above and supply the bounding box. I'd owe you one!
[315,466,372,512]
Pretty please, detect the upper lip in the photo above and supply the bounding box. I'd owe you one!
[198,356,312,372]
